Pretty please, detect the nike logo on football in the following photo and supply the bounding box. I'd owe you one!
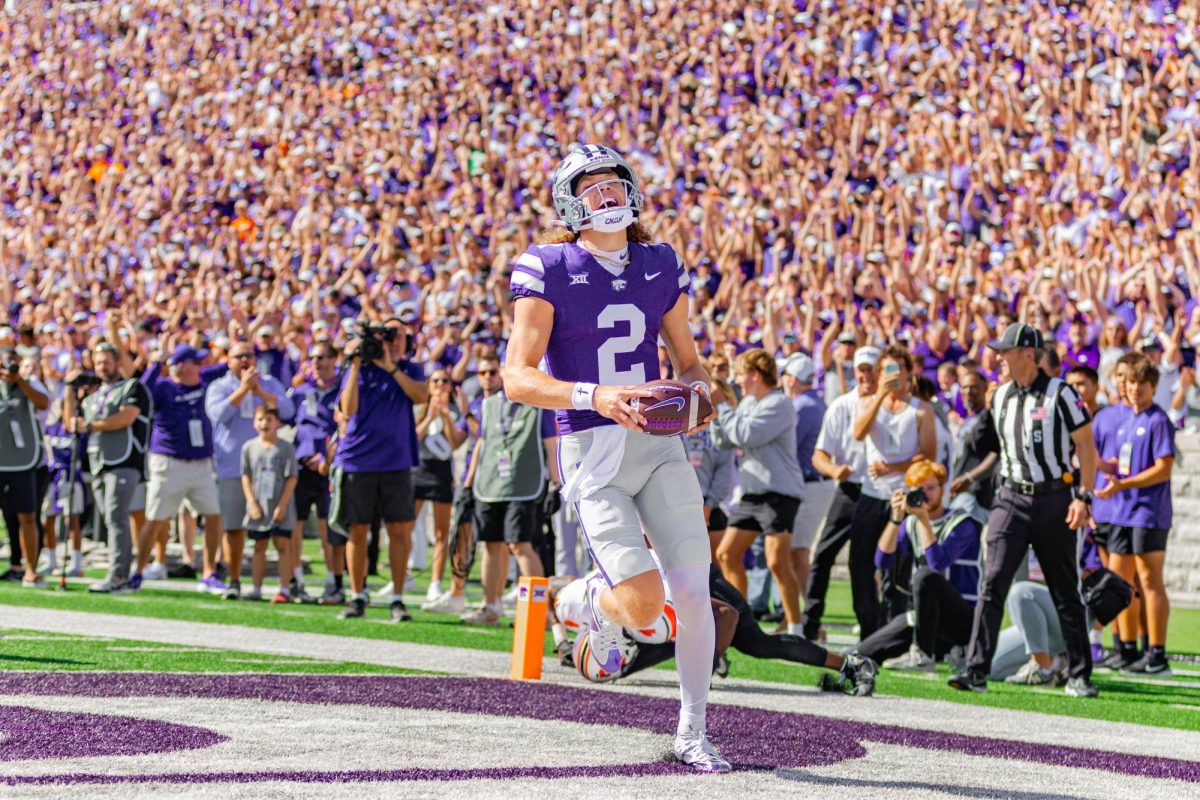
[645,397,686,412]
[644,272,661,280]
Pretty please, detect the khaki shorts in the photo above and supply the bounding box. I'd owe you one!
[792,478,836,550]
[145,453,220,521]
[559,427,710,587]
[218,477,249,532]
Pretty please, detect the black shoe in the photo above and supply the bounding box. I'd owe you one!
[339,597,367,619]
[1064,677,1099,698]
[557,639,574,668]
[168,563,197,580]
[1,569,23,582]
[948,671,988,693]
[1121,652,1172,677]
[1100,649,1139,671]
[390,599,412,622]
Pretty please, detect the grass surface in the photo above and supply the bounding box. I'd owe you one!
[2,559,1199,732]
[0,628,415,674]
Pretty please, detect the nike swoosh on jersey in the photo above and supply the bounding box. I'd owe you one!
[645,397,686,412]
[644,272,661,280]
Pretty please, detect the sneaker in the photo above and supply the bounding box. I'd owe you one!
[290,580,317,604]
[461,605,501,625]
[65,566,86,579]
[197,574,228,594]
[168,563,197,580]
[373,580,395,598]
[425,581,443,602]
[390,599,413,622]
[142,562,167,581]
[583,573,624,674]
[21,576,48,588]
[109,579,135,595]
[1100,649,1140,672]
[1121,652,1172,677]
[271,590,291,604]
[127,573,143,592]
[948,671,988,693]
[222,581,241,601]
[882,643,935,672]
[339,596,367,619]
[1005,658,1061,686]
[422,591,466,614]
[320,588,345,606]
[842,653,878,696]
[673,732,732,773]
[946,645,968,675]
[88,579,121,593]
[502,586,519,608]
[557,639,574,668]
[1064,677,1100,698]
[243,586,263,602]
[1090,642,1106,663]
[714,653,730,679]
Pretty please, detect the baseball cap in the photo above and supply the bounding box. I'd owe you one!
[853,346,881,369]
[169,344,209,365]
[783,352,815,383]
[256,325,275,337]
[987,322,1044,352]
[837,331,857,345]
[1140,335,1164,353]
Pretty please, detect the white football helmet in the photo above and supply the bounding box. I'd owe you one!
[552,144,644,233]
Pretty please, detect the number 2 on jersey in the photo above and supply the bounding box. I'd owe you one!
[596,304,647,385]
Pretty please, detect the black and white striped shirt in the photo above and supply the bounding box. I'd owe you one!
[991,372,1091,484]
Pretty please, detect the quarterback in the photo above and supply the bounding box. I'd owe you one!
[503,145,727,771]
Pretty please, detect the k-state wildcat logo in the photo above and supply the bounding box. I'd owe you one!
[612,279,627,292]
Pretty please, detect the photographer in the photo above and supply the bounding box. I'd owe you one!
[0,346,49,587]
[69,343,152,593]
[850,459,983,671]
[333,317,428,622]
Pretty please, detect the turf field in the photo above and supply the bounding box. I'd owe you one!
[4,536,1200,797]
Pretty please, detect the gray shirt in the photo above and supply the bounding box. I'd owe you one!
[240,437,297,531]
[683,428,735,508]
[711,390,806,498]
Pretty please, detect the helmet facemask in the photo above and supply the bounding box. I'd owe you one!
[573,175,639,233]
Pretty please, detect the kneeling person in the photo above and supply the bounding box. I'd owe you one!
[241,406,298,603]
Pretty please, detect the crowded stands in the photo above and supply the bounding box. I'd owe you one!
[0,0,1193,680]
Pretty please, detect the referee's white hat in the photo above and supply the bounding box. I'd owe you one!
[987,322,1043,352]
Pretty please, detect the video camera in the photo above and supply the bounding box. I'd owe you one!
[350,322,398,362]
[67,372,103,391]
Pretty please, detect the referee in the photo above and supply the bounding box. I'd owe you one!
[949,323,1100,697]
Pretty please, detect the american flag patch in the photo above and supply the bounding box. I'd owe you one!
[1031,406,1049,420]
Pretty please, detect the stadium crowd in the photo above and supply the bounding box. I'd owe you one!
[0,0,1193,679]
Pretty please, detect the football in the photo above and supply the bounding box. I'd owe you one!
[573,630,637,683]
[627,601,677,645]
[630,379,713,437]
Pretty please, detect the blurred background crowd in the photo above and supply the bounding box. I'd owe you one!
[0,0,1194,670]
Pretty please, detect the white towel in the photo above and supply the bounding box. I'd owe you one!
[561,425,627,505]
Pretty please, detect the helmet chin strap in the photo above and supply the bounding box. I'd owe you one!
[585,206,634,233]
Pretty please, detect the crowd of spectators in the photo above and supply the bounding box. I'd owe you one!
[0,1,1193,669]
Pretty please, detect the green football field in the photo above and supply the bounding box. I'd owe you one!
[1,535,1198,734]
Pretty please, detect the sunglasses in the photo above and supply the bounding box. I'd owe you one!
[310,354,331,361]
[232,353,254,360]
[430,377,451,384]
[477,369,499,376]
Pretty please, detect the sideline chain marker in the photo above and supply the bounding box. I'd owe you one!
[510,576,549,680]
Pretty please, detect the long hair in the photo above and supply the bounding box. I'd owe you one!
[535,221,655,246]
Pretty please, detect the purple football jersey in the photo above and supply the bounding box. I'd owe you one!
[510,241,689,434]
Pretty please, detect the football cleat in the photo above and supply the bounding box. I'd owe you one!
[583,574,624,674]
[673,732,731,773]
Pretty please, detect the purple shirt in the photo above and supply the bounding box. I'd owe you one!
[1090,402,1130,525]
[1063,343,1101,373]
[142,362,230,460]
[510,241,688,434]
[333,361,424,473]
[911,340,967,382]
[1103,404,1175,529]
[288,380,340,465]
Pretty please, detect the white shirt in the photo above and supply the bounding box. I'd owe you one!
[814,390,869,483]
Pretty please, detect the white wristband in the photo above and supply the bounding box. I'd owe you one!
[572,382,598,411]
[689,380,710,398]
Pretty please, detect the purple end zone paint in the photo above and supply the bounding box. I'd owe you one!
[0,704,225,761]
[0,674,1195,785]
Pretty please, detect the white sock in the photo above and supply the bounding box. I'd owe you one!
[43,548,57,569]
[665,563,714,737]
[787,622,804,637]
[294,567,304,584]
[1089,629,1103,645]
[71,549,82,570]
[391,593,405,604]
[552,623,568,646]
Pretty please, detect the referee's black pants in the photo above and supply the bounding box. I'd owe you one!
[965,486,1092,681]
[802,481,860,639]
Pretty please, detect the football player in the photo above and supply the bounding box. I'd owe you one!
[504,145,726,771]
